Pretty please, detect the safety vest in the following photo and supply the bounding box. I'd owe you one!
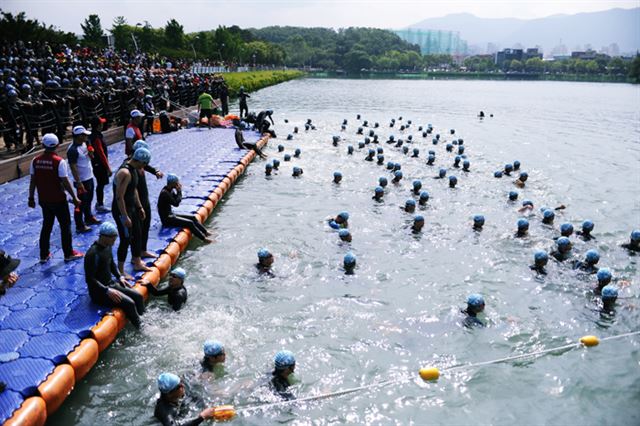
[32,152,66,203]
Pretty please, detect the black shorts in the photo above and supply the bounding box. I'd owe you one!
[199,109,212,119]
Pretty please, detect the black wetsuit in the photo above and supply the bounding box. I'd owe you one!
[551,251,571,262]
[235,128,265,157]
[529,265,547,275]
[239,92,250,118]
[84,241,145,327]
[136,163,160,253]
[576,231,595,241]
[573,261,598,274]
[270,372,294,400]
[146,282,188,311]
[154,397,204,426]
[112,162,142,262]
[461,309,484,328]
[621,243,640,252]
[157,186,208,241]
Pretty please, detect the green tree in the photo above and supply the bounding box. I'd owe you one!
[165,19,184,49]
[585,60,600,74]
[81,14,105,48]
[509,59,523,72]
[0,10,77,44]
[343,46,371,73]
[525,57,544,73]
[629,54,640,83]
[110,16,131,50]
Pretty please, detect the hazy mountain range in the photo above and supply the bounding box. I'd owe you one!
[407,8,640,55]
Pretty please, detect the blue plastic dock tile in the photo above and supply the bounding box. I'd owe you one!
[1,308,55,331]
[0,357,55,396]
[0,390,24,425]
[0,329,29,353]
[27,290,79,314]
[18,332,81,365]
[0,287,36,308]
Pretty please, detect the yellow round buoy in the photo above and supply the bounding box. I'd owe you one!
[212,405,236,421]
[580,335,600,347]
[419,367,440,381]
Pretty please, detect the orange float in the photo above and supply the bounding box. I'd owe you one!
[213,187,224,198]
[173,231,190,251]
[218,181,229,193]
[153,253,173,276]
[91,315,119,352]
[133,283,149,300]
[164,241,182,262]
[202,199,215,213]
[109,308,127,331]
[142,267,161,286]
[38,364,75,415]
[67,338,99,381]
[4,396,47,426]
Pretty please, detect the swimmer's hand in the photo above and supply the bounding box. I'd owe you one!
[199,407,217,420]
[155,170,164,179]
[555,205,566,210]
[119,276,133,287]
[107,288,123,303]
[619,280,631,288]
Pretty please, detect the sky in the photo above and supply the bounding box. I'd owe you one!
[2,0,638,34]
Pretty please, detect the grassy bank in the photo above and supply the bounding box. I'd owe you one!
[309,71,631,84]
[224,70,305,96]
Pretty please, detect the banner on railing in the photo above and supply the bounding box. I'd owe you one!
[191,66,228,74]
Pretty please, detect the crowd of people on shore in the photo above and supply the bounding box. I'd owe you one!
[0,40,232,157]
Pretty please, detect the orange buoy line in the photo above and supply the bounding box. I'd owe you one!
[3,135,269,426]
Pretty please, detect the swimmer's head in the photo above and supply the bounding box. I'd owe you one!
[419,191,430,203]
[413,215,425,231]
[339,229,352,242]
[169,267,186,282]
[257,248,273,267]
[333,171,342,182]
[265,163,273,171]
[377,154,385,164]
[412,148,419,157]
[427,154,435,164]
[519,172,528,182]
[157,373,182,395]
[513,160,521,170]
[272,159,280,168]
[494,170,503,178]
[542,209,555,224]
[556,237,572,253]
[457,146,465,155]
[278,144,285,152]
[405,199,416,212]
[292,166,303,177]
[504,163,513,173]
[439,168,447,178]
[394,170,403,181]
[337,211,349,222]
[386,161,394,170]
[203,340,225,359]
[517,218,529,231]
[274,350,296,371]
[294,148,301,157]
[601,285,618,302]
[454,156,461,165]
[473,215,485,228]
[413,180,422,191]
[534,250,549,266]
[347,145,354,154]
[167,173,179,185]
[466,293,485,313]
[585,249,600,265]
[374,186,384,199]
[343,252,357,270]
[630,229,640,242]
[596,267,612,285]
[379,176,388,187]
[446,143,453,152]
[509,191,518,201]
[560,223,574,236]
[284,154,291,161]
[448,175,457,188]
[402,146,409,154]
[133,140,149,152]
[462,160,470,170]
[582,220,594,233]
[522,199,533,208]
[394,163,401,171]
[377,147,384,154]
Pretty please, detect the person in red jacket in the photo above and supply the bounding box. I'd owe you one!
[124,109,144,155]
[89,116,112,213]
[28,133,84,263]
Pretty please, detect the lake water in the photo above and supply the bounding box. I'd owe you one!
[50,79,640,425]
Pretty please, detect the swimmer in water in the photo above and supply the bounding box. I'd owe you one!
[373,186,384,201]
[601,285,618,313]
[344,252,357,274]
[270,350,297,400]
[473,215,485,231]
[434,168,446,179]
[347,145,354,155]
[333,171,342,184]
[392,170,403,184]
[418,191,429,206]
[449,175,458,188]
[287,134,293,140]
[427,154,436,166]
[558,223,574,238]
[412,215,424,232]
[412,180,422,195]
[278,145,284,152]
[265,163,273,176]
[272,159,280,170]
[284,154,291,161]
[256,248,274,273]
[620,229,640,252]
[453,156,461,168]
[573,249,600,273]
[550,237,572,262]
[377,154,385,165]
[329,211,349,229]
[201,340,226,375]
[154,373,216,425]
[516,218,529,238]
[365,149,375,161]
[339,229,352,242]
[514,172,528,188]
[446,143,453,152]
[504,163,513,176]
[576,220,596,241]
[462,160,470,172]
[378,176,388,188]
[292,167,303,177]
[509,191,519,202]
[594,268,612,295]
[513,160,521,171]
[462,294,485,328]
[294,148,301,158]
[403,199,416,213]
[494,170,503,178]
[411,148,419,158]
[530,250,549,274]
[332,135,340,146]
[141,267,189,311]
[541,209,555,225]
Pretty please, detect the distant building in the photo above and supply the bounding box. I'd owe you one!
[394,29,468,55]
[571,50,610,61]
[494,48,542,67]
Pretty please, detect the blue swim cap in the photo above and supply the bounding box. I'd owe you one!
[446,143,453,150]
[99,222,118,237]
[292,166,302,175]
[379,177,388,186]
[543,209,555,220]
[509,191,518,201]
[413,180,422,189]
[377,147,384,153]
[494,171,503,178]
[414,215,424,222]
[347,145,354,153]
[374,186,384,194]
[167,173,179,184]
[513,160,521,169]
[386,161,394,169]
[505,163,513,172]
[265,163,273,170]
[406,199,416,207]
[428,154,435,162]
[295,148,301,155]
[556,237,571,248]
[522,199,533,207]
[630,229,640,242]
[344,252,357,267]
[133,140,149,151]
[333,171,342,178]
[432,138,438,144]
[517,218,529,229]
[157,373,181,393]
[457,146,465,154]
[601,285,618,300]
[338,211,349,221]
[473,215,485,225]
[467,294,484,307]
[413,148,419,154]
[582,220,594,232]
[449,176,457,185]
[519,172,528,180]
[394,163,401,170]
[339,229,351,237]
[377,154,384,161]
[284,154,291,161]
[560,223,573,235]
[132,147,151,163]
[170,267,186,280]
[274,350,296,369]
[272,159,280,167]
[585,249,600,264]
[394,170,403,179]
[439,168,446,177]
[419,191,429,200]
[454,155,461,162]
[257,248,271,259]
[203,340,224,357]
[597,267,612,282]
[368,148,375,155]
[463,160,470,168]
[534,250,549,263]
